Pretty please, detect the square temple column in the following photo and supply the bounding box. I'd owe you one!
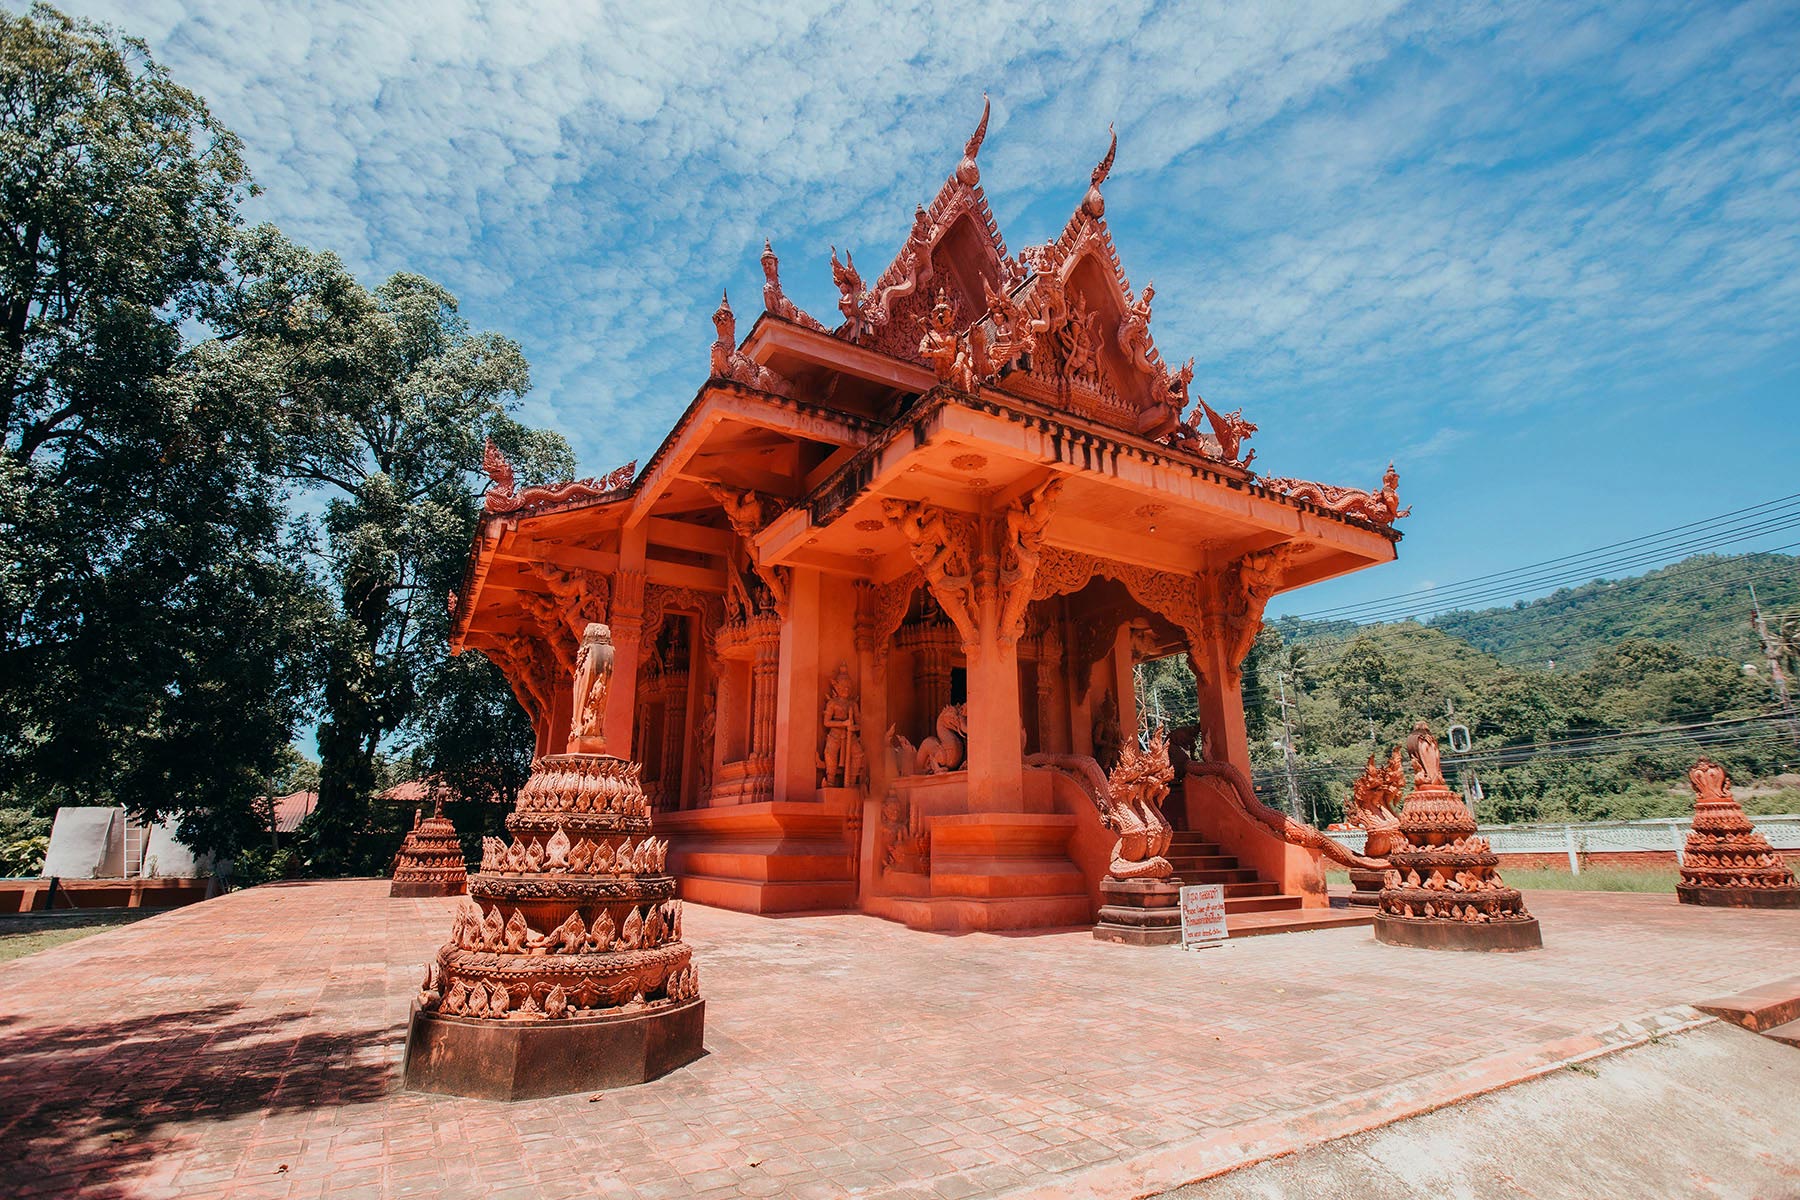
[965,637,1026,812]
[773,567,824,803]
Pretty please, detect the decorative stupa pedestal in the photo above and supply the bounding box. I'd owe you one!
[390,801,468,898]
[1677,757,1800,909]
[403,623,704,1100]
[1375,723,1541,952]
[1090,731,1183,946]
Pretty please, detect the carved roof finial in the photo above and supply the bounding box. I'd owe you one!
[761,237,776,265]
[1084,124,1117,218]
[957,93,990,186]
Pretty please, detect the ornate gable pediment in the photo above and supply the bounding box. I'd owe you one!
[829,98,1018,363]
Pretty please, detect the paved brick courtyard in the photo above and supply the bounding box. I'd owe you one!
[0,881,1795,1200]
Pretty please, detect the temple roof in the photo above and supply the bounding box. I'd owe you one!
[449,99,1409,650]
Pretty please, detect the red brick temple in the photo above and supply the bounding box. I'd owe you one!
[449,100,1409,934]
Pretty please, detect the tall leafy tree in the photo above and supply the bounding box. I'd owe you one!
[0,5,318,855]
[221,228,571,871]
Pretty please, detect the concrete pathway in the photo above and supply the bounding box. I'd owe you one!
[1163,1021,1800,1199]
[0,882,1795,1199]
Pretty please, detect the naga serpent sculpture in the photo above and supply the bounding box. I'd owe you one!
[1185,759,1388,872]
[1026,729,1176,880]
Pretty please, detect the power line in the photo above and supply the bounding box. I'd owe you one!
[1291,492,1800,622]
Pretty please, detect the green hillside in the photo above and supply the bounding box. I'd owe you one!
[1139,551,1800,826]
[1425,552,1800,667]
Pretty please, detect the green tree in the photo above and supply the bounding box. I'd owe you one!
[220,229,571,872]
[0,6,318,856]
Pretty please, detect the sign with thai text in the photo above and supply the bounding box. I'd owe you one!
[1179,883,1228,948]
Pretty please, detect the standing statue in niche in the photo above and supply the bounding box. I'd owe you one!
[569,623,615,750]
[1092,692,1124,773]
[693,684,717,804]
[819,663,866,788]
[1406,720,1443,787]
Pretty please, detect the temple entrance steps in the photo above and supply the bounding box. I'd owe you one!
[1163,830,1375,936]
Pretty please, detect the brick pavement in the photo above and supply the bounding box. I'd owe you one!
[0,881,1795,1200]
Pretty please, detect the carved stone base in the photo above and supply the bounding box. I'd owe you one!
[1373,913,1542,952]
[1346,867,1385,908]
[390,878,466,899]
[403,997,705,1101]
[1094,877,1183,947]
[1677,884,1800,909]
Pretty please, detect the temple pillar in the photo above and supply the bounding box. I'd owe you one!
[1112,627,1138,742]
[1035,623,1067,754]
[773,569,824,804]
[965,637,1025,812]
[603,530,648,755]
[1189,636,1251,773]
[748,614,780,803]
[853,585,887,900]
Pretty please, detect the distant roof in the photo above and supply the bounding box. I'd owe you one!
[270,791,317,835]
[377,780,432,804]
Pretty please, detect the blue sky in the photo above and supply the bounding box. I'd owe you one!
[54,0,1800,618]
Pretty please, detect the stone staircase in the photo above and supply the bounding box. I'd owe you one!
[1164,830,1373,937]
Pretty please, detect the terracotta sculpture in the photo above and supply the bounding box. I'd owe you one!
[403,636,704,1101]
[1117,283,1157,376]
[390,793,469,898]
[819,662,866,788]
[890,702,967,775]
[1676,757,1799,908]
[1091,692,1124,773]
[1374,728,1540,951]
[1261,464,1411,528]
[1341,748,1407,907]
[709,291,794,398]
[1099,729,1176,880]
[481,439,634,516]
[1405,721,1444,787]
[760,239,826,332]
[569,622,615,752]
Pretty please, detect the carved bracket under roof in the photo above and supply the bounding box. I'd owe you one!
[528,564,610,634]
[1205,541,1311,683]
[706,483,792,620]
[881,499,979,647]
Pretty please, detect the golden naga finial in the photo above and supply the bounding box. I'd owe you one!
[957,93,990,186]
[1084,124,1117,217]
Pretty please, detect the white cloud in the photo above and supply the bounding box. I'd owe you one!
[37,0,1800,491]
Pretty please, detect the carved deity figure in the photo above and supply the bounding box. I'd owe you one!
[709,292,793,398]
[1092,692,1124,773]
[1406,720,1444,787]
[819,663,866,788]
[693,684,717,803]
[1117,282,1157,376]
[830,245,868,336]
[569,623,615,748]
[1688,756,1732,803]
[760,240,825,332]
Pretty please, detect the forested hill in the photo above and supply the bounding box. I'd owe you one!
[1423,552,1800,667]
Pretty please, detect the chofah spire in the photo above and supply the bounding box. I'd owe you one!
[957,94,990,186]
[1083,124,1116,217]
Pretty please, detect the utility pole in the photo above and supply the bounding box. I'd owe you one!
[1751,584,1800,748]
[1276,671,1307,823]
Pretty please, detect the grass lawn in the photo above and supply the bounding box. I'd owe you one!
[1326,865,1680,893]
[0,910,162,964]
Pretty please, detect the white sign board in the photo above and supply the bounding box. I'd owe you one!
[1180,883,1228,948]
